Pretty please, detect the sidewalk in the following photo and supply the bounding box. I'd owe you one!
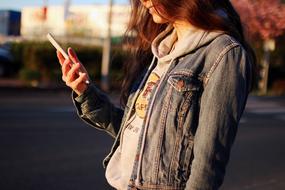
[0,79,25,87]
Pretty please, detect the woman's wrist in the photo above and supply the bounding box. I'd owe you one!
[74,83,90,99]
[74,82,89,96]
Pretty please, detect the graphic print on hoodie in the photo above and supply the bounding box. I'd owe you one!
[135,72,160,119]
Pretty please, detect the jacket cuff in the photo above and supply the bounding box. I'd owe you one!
[73,84,94,103]
[72,84,102,116]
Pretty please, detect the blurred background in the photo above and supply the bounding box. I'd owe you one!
[0,0,285,190]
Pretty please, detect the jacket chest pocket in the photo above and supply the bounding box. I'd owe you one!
[167,74,201,121]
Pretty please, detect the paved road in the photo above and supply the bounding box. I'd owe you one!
[0,89,284,190]
[222,96,285,190]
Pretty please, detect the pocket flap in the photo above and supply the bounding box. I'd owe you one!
[168,75,200,92]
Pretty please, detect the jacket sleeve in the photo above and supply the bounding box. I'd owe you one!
[72,84,124,138]
[185,46,252,189]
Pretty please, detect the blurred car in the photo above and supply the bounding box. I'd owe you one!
[0,44,13,77]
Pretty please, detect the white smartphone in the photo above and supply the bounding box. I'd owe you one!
[47,33,89,84]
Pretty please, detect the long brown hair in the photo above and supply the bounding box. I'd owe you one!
[120,0,256,107]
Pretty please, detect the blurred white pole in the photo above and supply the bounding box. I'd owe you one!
[63,0,71,21]
[101,0,113,91]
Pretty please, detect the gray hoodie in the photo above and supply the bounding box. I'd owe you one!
[152,24,223,64]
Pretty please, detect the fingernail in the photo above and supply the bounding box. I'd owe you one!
[69,47,74,54]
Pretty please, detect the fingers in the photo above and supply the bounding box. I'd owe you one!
[57,47,89,95]
[69,72,88,96]
[57,47,79,66]
[67,47,88,74]
[56,50,65,65]
[68,47,80,64]
[64,62,81,84]
[61,59,72,82]
[72,72,88,87]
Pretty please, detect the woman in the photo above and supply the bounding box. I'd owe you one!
[56,0,255,189]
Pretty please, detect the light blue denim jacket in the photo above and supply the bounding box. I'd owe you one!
[73,34,252,190]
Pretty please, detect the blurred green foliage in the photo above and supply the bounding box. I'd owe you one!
[9,40,128,89]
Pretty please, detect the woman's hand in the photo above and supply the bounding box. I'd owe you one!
[56,47,90,96]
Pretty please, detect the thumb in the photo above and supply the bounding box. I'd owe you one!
[68,47,80,64]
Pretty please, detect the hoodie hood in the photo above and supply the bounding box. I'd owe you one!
[151,24,223,64]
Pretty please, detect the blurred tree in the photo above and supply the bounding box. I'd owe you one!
[232,0,285,95]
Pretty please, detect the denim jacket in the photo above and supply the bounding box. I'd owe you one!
[73,34,252,190]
